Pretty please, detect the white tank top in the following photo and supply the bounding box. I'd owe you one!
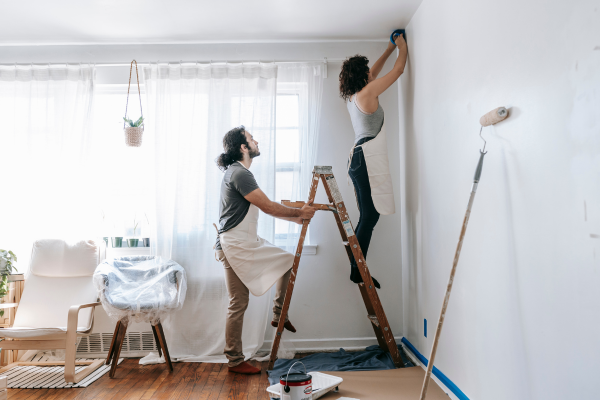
[347,94,384,144]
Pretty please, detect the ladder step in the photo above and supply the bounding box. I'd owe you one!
[368,314,380,327]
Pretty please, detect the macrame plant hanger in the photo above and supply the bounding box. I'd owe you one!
[123,60,145,147]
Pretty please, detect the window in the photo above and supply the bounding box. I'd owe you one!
[274,86,307,248]
[90,84,154,239]
[90,83,307,246]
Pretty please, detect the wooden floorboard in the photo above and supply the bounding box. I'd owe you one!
[5,359,274,400]
[5,355,332,400]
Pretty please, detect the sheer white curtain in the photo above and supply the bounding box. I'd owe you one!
[276,63,325,251]
[0,64,96,273]
[143,62,278,362]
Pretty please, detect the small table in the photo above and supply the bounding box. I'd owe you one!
[0,274,25,366]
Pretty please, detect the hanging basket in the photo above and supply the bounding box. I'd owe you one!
[123,60,145,147]
[124,126,144,147]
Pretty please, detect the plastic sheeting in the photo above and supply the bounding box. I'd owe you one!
[94,256,187,325]
[267,345,415,386]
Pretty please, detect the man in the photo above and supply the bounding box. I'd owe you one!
[215,126,316,374]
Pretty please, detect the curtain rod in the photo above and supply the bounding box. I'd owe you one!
[2,58,347,67]
[96,59,345,67]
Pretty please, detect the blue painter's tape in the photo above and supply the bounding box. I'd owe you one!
[390,29,406,45]
[424,319,427,337]
[401,337,470,400]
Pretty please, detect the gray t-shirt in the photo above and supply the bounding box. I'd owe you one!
[215,162,260,250]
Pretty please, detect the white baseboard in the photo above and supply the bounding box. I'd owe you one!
[260,336,403,352]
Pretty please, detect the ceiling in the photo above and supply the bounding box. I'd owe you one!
[0,0,422,45]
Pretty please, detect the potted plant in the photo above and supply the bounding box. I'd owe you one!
[127,217,140,248]
[0,249,18,317]
[141,213,151,247]
[123,116,144,147]
[123,60,145,147]
[100,209,109,247]
[111,236,123,248]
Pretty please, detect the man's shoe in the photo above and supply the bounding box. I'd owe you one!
[271,320,297,333]
[228,362,261,374]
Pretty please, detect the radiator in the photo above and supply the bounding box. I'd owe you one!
[76,306,158,358]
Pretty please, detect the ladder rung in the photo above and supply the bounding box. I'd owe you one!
[368,314,380,327]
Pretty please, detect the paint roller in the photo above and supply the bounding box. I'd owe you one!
[419,107,509,400]
[480,106,508,127]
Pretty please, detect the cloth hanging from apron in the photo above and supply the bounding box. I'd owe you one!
[348,123,396,215]
[219,204,294,296]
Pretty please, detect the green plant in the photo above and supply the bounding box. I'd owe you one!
[133,216,140,237]
[123,116,144,128]
[0,249,18,317]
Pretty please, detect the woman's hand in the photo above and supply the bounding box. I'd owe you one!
[387,39,397,51]
[394,33,407,48]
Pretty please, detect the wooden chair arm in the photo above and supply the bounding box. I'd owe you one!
[65,301,101,382]
[66,303,101,355]
[67,302,101,331]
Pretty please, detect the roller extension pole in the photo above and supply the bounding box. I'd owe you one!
[419,150,486,400]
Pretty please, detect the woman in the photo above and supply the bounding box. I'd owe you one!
[339,33,408,289]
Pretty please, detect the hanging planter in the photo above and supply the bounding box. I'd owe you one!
[123,60,145,147]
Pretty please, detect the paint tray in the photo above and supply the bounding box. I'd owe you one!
[266,371,343,399]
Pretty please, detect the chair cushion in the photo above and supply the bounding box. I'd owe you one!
[30,239,98,278]
[13,274,97,332]
[0,326,92,340]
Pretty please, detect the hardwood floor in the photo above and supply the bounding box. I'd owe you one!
[6,359,273,400]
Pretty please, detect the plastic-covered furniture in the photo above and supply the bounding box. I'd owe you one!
[0,239,105,383]
[94,256,186,377]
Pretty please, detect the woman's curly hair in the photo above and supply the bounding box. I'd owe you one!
[216,125,249,171]
[339,55,370,101]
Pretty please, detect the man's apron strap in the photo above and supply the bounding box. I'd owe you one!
[213,223,220,261]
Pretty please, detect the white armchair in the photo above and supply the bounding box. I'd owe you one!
[0,239,105,383]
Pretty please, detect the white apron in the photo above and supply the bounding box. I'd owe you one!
[219,204,294,297]
[348,123,396,215]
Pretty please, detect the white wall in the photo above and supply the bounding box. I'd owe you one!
[1,41,403,349]
[399,0,600,399]
[268,52,403,351]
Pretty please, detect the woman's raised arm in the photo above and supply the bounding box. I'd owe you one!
[363,34,408,99]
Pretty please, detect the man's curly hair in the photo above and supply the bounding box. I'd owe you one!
[216,125,249,171]
[339,55,370,101]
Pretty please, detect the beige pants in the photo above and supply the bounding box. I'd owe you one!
[216,249,291,367]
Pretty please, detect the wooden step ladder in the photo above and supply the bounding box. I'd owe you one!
[268,166,404,370]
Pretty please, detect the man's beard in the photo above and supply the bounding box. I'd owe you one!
[249,148,260,158]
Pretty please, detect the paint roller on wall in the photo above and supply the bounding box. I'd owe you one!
[419,107,509,400]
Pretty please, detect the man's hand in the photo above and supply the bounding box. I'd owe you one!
[299,199,317,220]
[245,189,318,222]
